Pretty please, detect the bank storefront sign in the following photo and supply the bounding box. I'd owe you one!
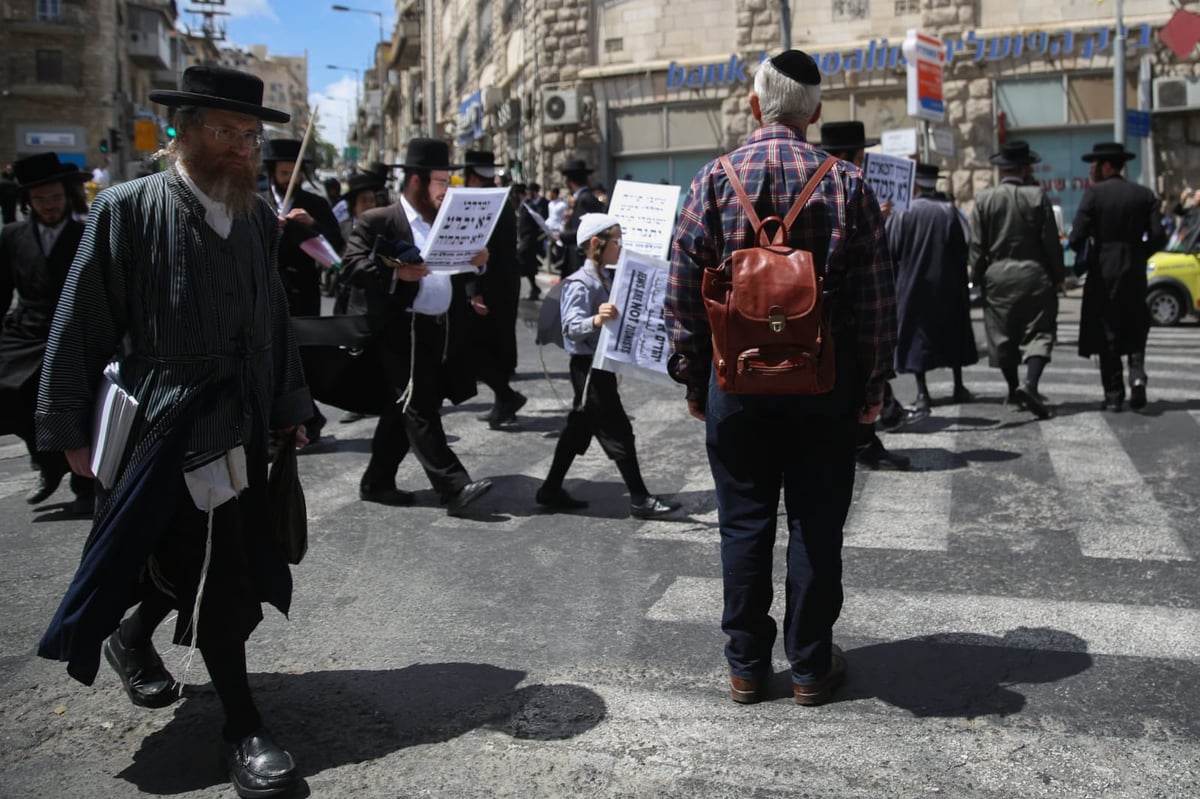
[666,23,1157,89]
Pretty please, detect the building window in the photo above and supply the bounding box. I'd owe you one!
[476,2,493,63]
[502,0,519,28]
[456,29,470,94]
[36,49,63,83]
[894,0,920,15]
[37,0,61,21]
[832,0,869,22]
[997,78,1066,127]
[605,37,623,54]
[610,104,724,189]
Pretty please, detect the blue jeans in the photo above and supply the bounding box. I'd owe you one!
[706,374,857,685]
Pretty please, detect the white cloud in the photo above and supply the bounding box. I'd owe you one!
[310,76,360,153]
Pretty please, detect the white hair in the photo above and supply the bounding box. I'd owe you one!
[753,58,821,126]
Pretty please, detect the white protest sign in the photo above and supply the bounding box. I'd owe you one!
[421,186,510,272]
[881,128,919,158]
[863,153,916,213]
[592,249,675,386]
[606,179,682,260]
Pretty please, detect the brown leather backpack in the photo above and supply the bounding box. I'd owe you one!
[701,154,838,395]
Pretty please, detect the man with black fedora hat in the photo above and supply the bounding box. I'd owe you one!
[35,65,310,799]
[559,156,606,277]
[259,137,345,318]
[969,139,1065,419]
[887,162,977,412]
[667,50,896,708]
[0,152,95,514]
[335,172,385,254]
[1069,142,1165,411]
[340,137,493,514]
[463,150,526,428]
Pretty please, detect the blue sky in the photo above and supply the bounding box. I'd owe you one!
[188,0,396,151]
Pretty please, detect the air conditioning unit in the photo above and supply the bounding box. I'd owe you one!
[543,89,581,127]
[1153,77,1200,111]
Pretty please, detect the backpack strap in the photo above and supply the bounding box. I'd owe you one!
[718,153,840,237]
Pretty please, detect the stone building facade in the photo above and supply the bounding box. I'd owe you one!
[0,0,179,180]
[381,0,1199,225]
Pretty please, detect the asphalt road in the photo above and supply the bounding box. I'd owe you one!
[1,288,1198,798]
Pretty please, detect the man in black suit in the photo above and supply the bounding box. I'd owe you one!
[260,139,345,442]
[0,153,94,514]
[340,138,493,515]
[1070,142,1167,411]
[517,182,549,299]
[259,138,345,317]
[558,157,605,277]
[463,151,526,428]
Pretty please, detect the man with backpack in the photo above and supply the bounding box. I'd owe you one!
[665,50,896,707]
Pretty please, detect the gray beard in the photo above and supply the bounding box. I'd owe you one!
[174,150,259,220]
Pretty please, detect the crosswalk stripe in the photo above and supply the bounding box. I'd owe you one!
[1041,414,1191,561]
[919,378,1199,402]
[845,405,960,552]
[646,577,1200,660]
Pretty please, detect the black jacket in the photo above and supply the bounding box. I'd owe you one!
[260,186,345,316]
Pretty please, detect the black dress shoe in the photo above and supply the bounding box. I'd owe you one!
[359,485,415,506]
[447,479,492,516]
[951,386,974,404]
[1015,384,1051,419]
[1130,380,1147,410]
[25,469,65,505]
[856,438,911,470]
[535,485,589,510]
[223,728,297,799]
[488,391,528,428]
[1101,392,1125,413]
[103,629,181,709]
[630,495,681,519]
[912,394,931,413]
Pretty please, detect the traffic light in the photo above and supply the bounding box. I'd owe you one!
[166,124,177,138]
[109,128,123,152]
[99,138,109,153]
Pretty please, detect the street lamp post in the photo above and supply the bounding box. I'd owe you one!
[332,4,386,160]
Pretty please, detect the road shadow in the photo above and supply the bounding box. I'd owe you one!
[843,628,1092,717]
[117,662,606,795]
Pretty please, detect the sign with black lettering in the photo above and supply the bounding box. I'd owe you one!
[863,152,916,213]
[593,249,674,386]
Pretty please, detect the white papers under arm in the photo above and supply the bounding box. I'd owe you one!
[90,363,140,489]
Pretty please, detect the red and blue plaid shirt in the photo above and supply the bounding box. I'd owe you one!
[666,123,897,408]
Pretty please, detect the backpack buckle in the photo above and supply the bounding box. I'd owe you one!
[768,307,786,333]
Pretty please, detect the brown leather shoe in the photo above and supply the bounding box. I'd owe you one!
[729,672,766,704]
[793,645,847,706]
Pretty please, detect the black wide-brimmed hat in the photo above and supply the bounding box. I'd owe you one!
[1082,141,1137,163]
[561,157,594,177]
[149,65,291,123]
[914,162,939,189]
[339,173,385,205]
[394,138,462,171]
[12,153,82,190]
[464,150,501,178]
[366,160,393,181]
[989,140,1041,167]
[261,138,313,164]
[818,121,878,152]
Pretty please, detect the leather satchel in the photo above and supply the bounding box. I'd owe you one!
[701,154,839,395]
[268,429,307,565]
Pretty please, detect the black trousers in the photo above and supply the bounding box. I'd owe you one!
[363,364,471,503]
[0,377,92,497]
[554,355,636,461]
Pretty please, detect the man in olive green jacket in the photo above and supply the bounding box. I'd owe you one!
[969,140,1065,420]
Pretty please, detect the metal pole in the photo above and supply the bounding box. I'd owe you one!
[376,11,386,161]
[1114,0,1126,143]
[780,1,791,51]
[920,119,930,163]
[426,0,436,139]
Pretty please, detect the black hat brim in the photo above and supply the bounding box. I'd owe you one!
[1082,151,1135,163]
[148,90,291,123]
[339,182,385,205]
[18,171,87,190]
[392,161,465,171]
[988,151,1042,166]
[818,138,879,151]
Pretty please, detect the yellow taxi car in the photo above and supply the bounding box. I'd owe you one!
[1146,225,1200,326]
